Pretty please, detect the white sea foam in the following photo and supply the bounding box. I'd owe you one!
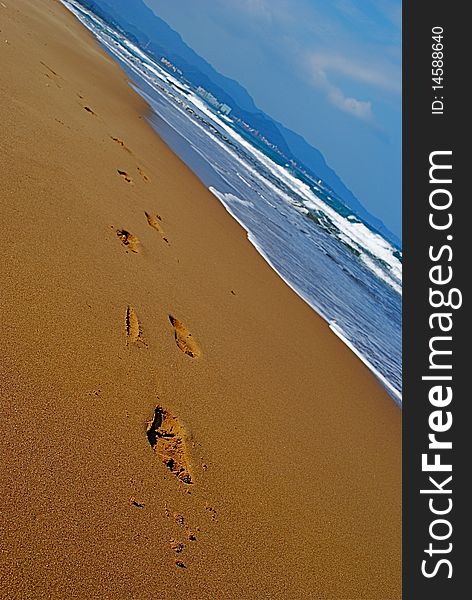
[188,94,402,294]
[220,193,254,208]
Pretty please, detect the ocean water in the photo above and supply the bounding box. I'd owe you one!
[61,0,403,405]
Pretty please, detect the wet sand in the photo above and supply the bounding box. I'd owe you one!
[0,1,401,598]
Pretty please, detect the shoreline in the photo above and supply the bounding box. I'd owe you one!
[1,1,402,598]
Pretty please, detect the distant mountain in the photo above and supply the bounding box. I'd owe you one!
[76,0,400,247]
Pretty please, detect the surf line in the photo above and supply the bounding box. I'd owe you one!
[420,150,462,580]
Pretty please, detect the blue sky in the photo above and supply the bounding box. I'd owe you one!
[144,0,402,237]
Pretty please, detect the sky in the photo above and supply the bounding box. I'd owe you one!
[144,0,402,238]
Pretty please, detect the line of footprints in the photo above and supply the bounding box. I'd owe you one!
[126,302,212,570]
[111,152,214,570]
[48,90,216,568]
[114,208,169,255]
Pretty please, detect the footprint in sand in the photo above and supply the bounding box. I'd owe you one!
[170,539,185,554]
[146,405,193,484]
[137,166,150,182]
[116,229,140,253]
[130,498,145,508]
[145,211,169,244]
[173,512,186,527]
[204,502,217,522]
[117,169,133,184]
[168,316,201,358]
[125,306,147,347]
[83,106,96,115]
[168,510,199,541]
[111,136,132,153]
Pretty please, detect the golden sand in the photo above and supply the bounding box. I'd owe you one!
[0,1,401,597]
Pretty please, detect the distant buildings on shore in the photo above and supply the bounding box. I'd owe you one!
[159,57,232,116]
[159,57,313,180]
[160,57,182,75]
[220,103,232,116]
[196,86,232,115]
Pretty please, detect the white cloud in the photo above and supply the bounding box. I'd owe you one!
[306,56,374,121]
[329,89,373,120]
[309,52,401,93]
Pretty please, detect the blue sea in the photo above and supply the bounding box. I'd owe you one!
[62,0,403,405]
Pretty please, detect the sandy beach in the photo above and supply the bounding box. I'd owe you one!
[0,1,401,598]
